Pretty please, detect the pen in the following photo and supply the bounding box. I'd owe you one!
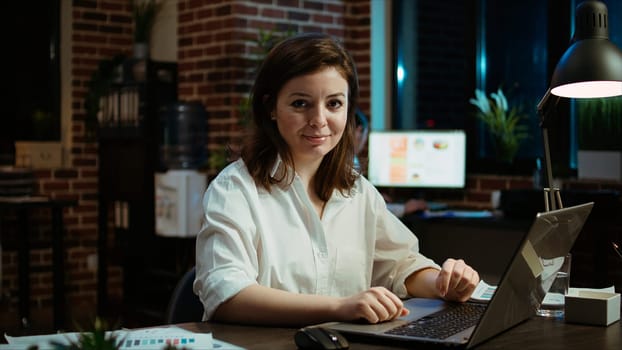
[612,241,622,260]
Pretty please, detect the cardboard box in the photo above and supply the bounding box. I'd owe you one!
[565,291,620,326]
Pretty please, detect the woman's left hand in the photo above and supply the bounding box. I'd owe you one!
[436,258,480,302]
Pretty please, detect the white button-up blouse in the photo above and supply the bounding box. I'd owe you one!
[194,158,440,320]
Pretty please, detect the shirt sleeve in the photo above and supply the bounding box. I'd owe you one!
[193,164,260,320]
[367,185,441,298]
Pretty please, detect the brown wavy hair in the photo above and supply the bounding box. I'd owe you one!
[240,32,360,201]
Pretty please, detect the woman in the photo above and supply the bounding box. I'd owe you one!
[195,33,479,326]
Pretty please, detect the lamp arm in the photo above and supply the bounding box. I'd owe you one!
[537,88,560,128]
[537,88,563,211]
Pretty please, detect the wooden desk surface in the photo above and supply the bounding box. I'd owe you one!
[177,317,621,349]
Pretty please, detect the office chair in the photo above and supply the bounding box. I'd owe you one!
[164,266,204,324]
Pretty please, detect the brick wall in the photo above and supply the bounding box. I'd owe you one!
[176,0,371,171]
[1,0,131,332]
[68,0,130,315]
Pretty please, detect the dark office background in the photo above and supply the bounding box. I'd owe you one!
[392,0,622,176]
[3,0,622,173]
[1,1,61,165]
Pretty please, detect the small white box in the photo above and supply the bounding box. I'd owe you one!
[15,141,63,168]
[565,291,620,326]
[155,170,206,237]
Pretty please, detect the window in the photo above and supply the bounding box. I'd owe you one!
[391,0,546,174]
[573,0,622,169]
[1,0,60,164]
[391,0,473,131]
[388,0,622,176]
[477,0,547,159]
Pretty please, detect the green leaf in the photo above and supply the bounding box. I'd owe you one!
[470,87,531,162]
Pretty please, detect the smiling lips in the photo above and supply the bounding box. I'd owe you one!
[304,134,329,145]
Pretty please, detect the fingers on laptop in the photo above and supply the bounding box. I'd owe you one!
[347,287,407,323]
[437,258,480,302]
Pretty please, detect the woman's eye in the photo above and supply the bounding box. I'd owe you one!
[327,99,344,109]
[291,100,307,108]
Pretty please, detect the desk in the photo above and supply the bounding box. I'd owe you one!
[0,196,76,331]
[176,318,621,349]
[402,214,529,282]
[402,212,622,291]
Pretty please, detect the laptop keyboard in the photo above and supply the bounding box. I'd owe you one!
[385,303,486,339]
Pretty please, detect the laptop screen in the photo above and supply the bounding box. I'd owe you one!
[367,130,466,189]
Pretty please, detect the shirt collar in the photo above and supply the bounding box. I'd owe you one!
[270,155,295,189]
[269,154,360,202]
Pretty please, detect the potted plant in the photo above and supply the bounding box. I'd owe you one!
[469,87,529,164]
[576,96,622,180]
[132,0,162,59]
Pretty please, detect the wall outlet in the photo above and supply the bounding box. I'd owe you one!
[87,253,98,272]
[14,141,63,168]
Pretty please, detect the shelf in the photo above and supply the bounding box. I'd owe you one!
[97,59,179,322]
[98,125,146,139]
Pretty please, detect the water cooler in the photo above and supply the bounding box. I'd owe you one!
[155,169,205,237]
[155,102,207,237]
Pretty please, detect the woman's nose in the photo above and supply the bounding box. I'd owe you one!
[307,106,328,128]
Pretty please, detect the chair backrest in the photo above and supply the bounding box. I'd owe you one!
[165,266,204,324]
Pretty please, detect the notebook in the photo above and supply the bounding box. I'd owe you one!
[318,202,594,349]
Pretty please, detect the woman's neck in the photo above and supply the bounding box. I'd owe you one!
[295,162,325,219]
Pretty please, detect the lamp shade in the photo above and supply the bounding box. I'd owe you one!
[550,1,622,98]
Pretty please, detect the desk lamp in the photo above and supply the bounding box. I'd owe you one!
[537,0,622,211]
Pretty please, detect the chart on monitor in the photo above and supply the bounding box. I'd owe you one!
[367,130,466,189]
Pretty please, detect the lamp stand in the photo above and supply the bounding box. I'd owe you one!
[537,89,564,212]
[541,127,563,211]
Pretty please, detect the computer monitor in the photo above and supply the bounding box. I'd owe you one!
[367,130,466,189]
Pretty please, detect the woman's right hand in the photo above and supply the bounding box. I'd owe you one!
[338,287,409,323]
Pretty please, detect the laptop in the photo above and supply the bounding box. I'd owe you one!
[318,202,594,349]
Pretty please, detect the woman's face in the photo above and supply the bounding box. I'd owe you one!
[273,67,349,167]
